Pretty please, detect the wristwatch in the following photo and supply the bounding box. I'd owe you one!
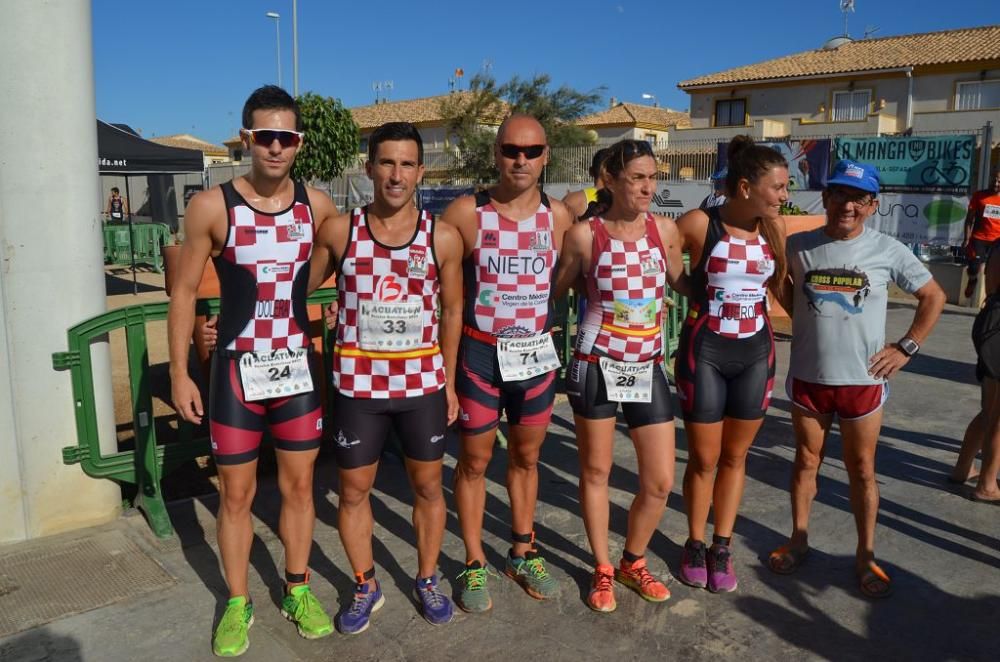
[897,337,920,357]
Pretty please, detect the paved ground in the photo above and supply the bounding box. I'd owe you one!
[1,302,998,662]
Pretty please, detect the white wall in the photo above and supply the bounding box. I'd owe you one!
[0,0,120,542]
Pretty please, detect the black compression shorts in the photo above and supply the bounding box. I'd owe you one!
[330,388,448,469]
[674,319,775,423]
[566,356,674,428]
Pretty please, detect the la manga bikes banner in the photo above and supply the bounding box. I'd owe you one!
[833,135,976,194]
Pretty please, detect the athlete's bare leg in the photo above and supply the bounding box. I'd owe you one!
[337,462,379,588]
[506,423,548,557]
[711,417,764,538]
[405,457,447,578]
[787,407,833,550]
[576,416,618,565]
[455,429,498,563]
[624,422,676,556]
[275,448,320,586]
[682,421,722,542]
[216,460,259,598]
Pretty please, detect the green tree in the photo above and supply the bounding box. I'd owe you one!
[292,92,360,183]
[440,73,603,184]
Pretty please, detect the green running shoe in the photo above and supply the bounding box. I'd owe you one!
[456,560,495,613]
[213,596,254,657]
[281,584,334,639]
[504,549,558,600]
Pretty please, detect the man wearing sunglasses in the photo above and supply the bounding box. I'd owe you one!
[305,122,465,634]
[768,159,945,599]
[440,114,573,613]
[168,85,338,656]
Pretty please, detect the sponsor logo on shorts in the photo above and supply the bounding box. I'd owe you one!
[429,434,445,444]
[460,409,469,422]
[316,418,323,431]
[335,430,360,449]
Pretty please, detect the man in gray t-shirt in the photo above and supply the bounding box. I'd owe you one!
[767,160,946,600]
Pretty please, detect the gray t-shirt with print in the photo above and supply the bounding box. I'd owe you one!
[788,225,932,385]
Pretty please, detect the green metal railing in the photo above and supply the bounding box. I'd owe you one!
[103,222,172,272]
[52,289,337,538]
[54,281,686,537]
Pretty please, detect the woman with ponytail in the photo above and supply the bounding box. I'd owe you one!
[554,139,687,612]
[673,135,789,593]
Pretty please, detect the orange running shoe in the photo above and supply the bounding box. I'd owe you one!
[587,564,616,613]
[615,556,670,602]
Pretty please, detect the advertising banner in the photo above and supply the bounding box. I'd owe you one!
[787,190,968,244]
[833,135,975,194]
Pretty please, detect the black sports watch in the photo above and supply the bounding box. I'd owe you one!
[897,337,920,357]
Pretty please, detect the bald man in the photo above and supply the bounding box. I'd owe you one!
[440,115,573,613]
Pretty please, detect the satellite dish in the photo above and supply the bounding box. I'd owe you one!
[822,35,853,50]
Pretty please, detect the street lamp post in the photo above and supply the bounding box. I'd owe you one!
[265,12,281,88]
[292,0,298,97]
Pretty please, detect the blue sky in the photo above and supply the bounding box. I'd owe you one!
[93,0,998,145]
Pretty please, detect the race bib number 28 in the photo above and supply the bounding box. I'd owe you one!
[598,357,654,403]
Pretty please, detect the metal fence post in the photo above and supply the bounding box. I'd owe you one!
[980,121,994,190]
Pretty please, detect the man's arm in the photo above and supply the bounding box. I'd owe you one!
[552,222,589,301]
[964,194,980,248]
[768,216,792,311]
[438,195,478,258]
[306,189,340,294]
[167,189,221,423]
[867,279,946,380]
[434,222,465,426]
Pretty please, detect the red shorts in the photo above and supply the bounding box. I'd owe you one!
[790,378,887,420]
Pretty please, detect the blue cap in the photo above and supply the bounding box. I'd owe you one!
[711,166,728,181]
[826,159,880,195]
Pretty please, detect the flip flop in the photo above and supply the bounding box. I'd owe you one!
[969,491,1000,504]
[946,474,976,485]
[767,544,809,575]
[857,561,892,599]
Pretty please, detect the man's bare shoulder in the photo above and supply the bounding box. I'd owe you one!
[548,197,575,229]
[440,194,478,221]
[305,186,338,216]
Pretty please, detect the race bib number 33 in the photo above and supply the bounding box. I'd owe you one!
[239,348,313,402]
[497,335,561,382]
[359,299,424,351]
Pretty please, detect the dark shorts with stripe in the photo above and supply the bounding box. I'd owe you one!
[209,350,323,465]
[456,336,556,435]
[566,355,674,429]
[330,388,448,469]
[674,318,775,423]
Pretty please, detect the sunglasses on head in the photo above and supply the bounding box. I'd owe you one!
[499,143,546,160]
[243,128,303,148]
[621,140,654,157]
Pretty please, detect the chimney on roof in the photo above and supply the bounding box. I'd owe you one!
[609,96,617,108]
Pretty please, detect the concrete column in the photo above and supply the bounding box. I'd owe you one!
[0,0,120,543]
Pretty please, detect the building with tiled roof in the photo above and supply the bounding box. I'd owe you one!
[149,134,230,165]
[576,101,690,143]
[670,24,1000,144]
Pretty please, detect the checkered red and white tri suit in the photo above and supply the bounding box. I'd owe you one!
[333,207,445,399]
[704,233,774,338]
[465,191,556,338]
[575,214,667,363]
[216,180,313,352]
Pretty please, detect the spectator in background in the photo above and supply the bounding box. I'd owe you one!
[563,147,611,223]
[699,167,727,211]
[962,168,1000,299]
[105,186,128,222]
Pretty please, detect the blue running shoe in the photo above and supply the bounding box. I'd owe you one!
[335,580,384,635]
[414,575,455,625]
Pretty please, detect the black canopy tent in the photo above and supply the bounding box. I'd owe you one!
[97,120,204,293]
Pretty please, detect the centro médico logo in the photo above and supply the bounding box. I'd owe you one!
[375,274,404,301]
[478,289,498,306]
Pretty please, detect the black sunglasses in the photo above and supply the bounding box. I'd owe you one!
[499,143,546,159]
[244,128,304,148]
